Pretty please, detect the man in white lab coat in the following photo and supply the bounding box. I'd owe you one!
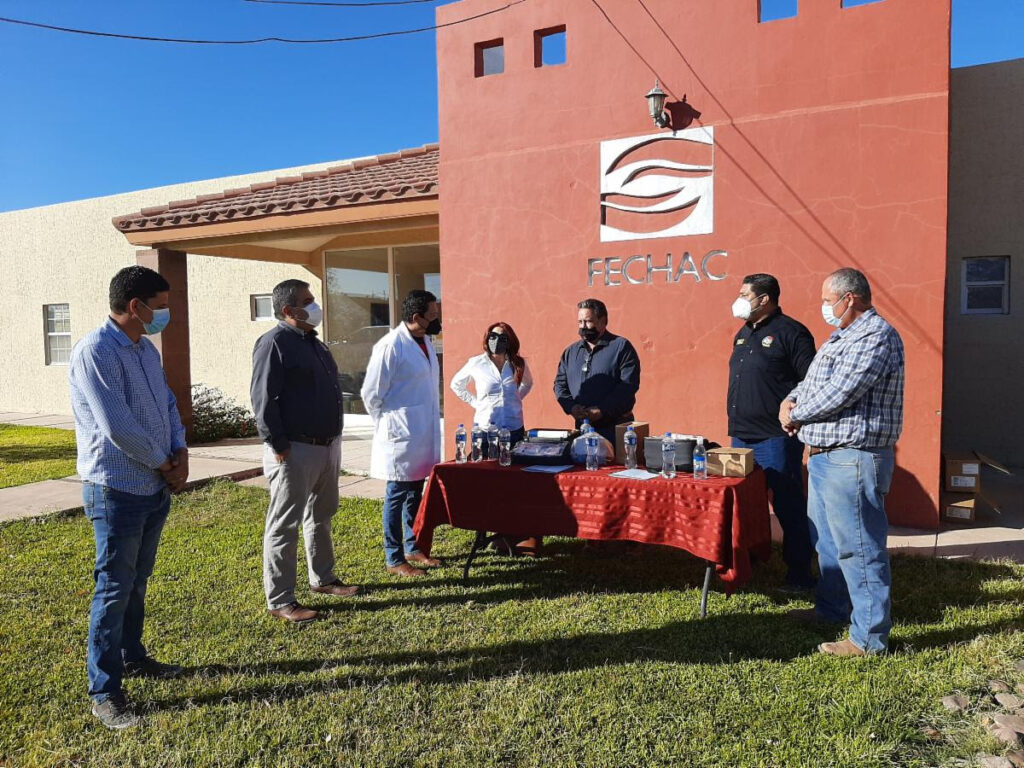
[361,290,444,577]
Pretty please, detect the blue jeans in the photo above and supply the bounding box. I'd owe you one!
[807,447,894,653]
[383,480,425,567]
[83,481,171,701]
[732,435,814,586]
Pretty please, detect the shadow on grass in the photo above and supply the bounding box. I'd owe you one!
[157,609,822,711]
[327,540,1024,625]
[147,548,1024,712]
[0,442,77,463]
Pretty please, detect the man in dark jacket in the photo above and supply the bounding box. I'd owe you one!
[554,298,641,444]
[251,279,360,624]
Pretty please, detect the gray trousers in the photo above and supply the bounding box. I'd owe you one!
[262,440,341,609]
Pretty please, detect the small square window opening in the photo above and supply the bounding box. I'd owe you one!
[961,256,1010,315]
[475,39,504,77]
[251,294,274,321]
[534,26,567,68]
[759,0,797,22]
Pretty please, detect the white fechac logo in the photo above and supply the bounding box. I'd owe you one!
[599,126,714,243]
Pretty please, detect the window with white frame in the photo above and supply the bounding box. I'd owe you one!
[251,294,274,321]
[44,303,71,365]
[962,256,1010,315]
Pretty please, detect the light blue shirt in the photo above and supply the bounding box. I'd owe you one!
[69,317,186,496]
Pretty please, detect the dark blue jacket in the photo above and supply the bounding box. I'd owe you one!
[553,331,641,441]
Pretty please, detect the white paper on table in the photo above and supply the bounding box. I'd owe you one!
[609,468,661,480]
[522,464,575,474]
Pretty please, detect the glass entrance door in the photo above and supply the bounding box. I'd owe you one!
[324,244,441,417]
[393,244,443,414]
[324,247,390,415]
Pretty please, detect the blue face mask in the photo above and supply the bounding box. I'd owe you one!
[139,301,171,335]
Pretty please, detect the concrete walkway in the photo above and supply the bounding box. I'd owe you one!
[0,411,385,523]
[2,411,1022,566]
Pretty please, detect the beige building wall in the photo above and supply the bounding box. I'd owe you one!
[0,159,357,416]
[944,59,1024,464]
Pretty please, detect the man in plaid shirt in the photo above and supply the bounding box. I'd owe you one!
[780,268,904,656]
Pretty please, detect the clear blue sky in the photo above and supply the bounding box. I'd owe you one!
[0,0,1020,212]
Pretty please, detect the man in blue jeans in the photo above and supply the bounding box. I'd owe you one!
[780,268,905,656]
[69,266,189,728]
[361,291,444,577]
[727,273,817,590]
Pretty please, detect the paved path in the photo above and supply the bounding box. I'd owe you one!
[2,411,1022,566]
[0,411,384,522]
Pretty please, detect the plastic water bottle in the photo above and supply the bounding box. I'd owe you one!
[580,418,591,435]
[487,421,499,459]
[661,432,677,479]
[693,435,708,480]
[455,423,468,463]
[624,425,638,470]
[471,423,484,462]
[498,426,512,467]
[585,426,600,471]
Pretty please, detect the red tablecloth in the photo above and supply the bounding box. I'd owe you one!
[413,462,772,590]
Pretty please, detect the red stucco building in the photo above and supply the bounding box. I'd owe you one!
[436,0,951,527]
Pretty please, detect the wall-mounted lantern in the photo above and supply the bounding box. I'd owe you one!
[645,80,670,129]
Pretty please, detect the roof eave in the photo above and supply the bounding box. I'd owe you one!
[118,196,439,248]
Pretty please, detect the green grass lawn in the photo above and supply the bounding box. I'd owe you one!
[0,424,77,489]
[1,481,1023,767]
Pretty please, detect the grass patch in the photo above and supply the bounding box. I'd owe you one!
[1,480,1023,767]
[0,424,77,488]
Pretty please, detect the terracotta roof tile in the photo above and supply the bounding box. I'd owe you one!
[112,144,439,233]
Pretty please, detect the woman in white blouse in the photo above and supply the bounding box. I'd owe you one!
[449,321,533,449]
[449,321,540,556]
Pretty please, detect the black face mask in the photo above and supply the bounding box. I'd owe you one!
[487,334,509,355]
[579,327,600,343]
[424,318,442,336]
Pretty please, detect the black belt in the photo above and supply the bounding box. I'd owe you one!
[292,435,338,447]
[808,446,841,456]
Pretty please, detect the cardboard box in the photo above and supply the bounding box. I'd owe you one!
[707,447,755,478]
[940,492,977,524]
[614,421,649,465]
[944,451,981,492]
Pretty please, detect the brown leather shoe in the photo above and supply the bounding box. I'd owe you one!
[405,552,442,567]
[310,580,361,598]
[514,536,542,558]
[818,637,867,657]
[387,562,427,578]
[268,602,319,624]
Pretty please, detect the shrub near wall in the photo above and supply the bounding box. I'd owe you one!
[190,384,257,445]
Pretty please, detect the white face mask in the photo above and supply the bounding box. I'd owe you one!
[299,302,323,328]
[821,295,850,328]
[731,294,764,321]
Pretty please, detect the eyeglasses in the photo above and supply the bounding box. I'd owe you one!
[487,332,509,341]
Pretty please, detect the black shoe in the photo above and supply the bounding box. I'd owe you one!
[124,655,183,679]
[91,694,140,730]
